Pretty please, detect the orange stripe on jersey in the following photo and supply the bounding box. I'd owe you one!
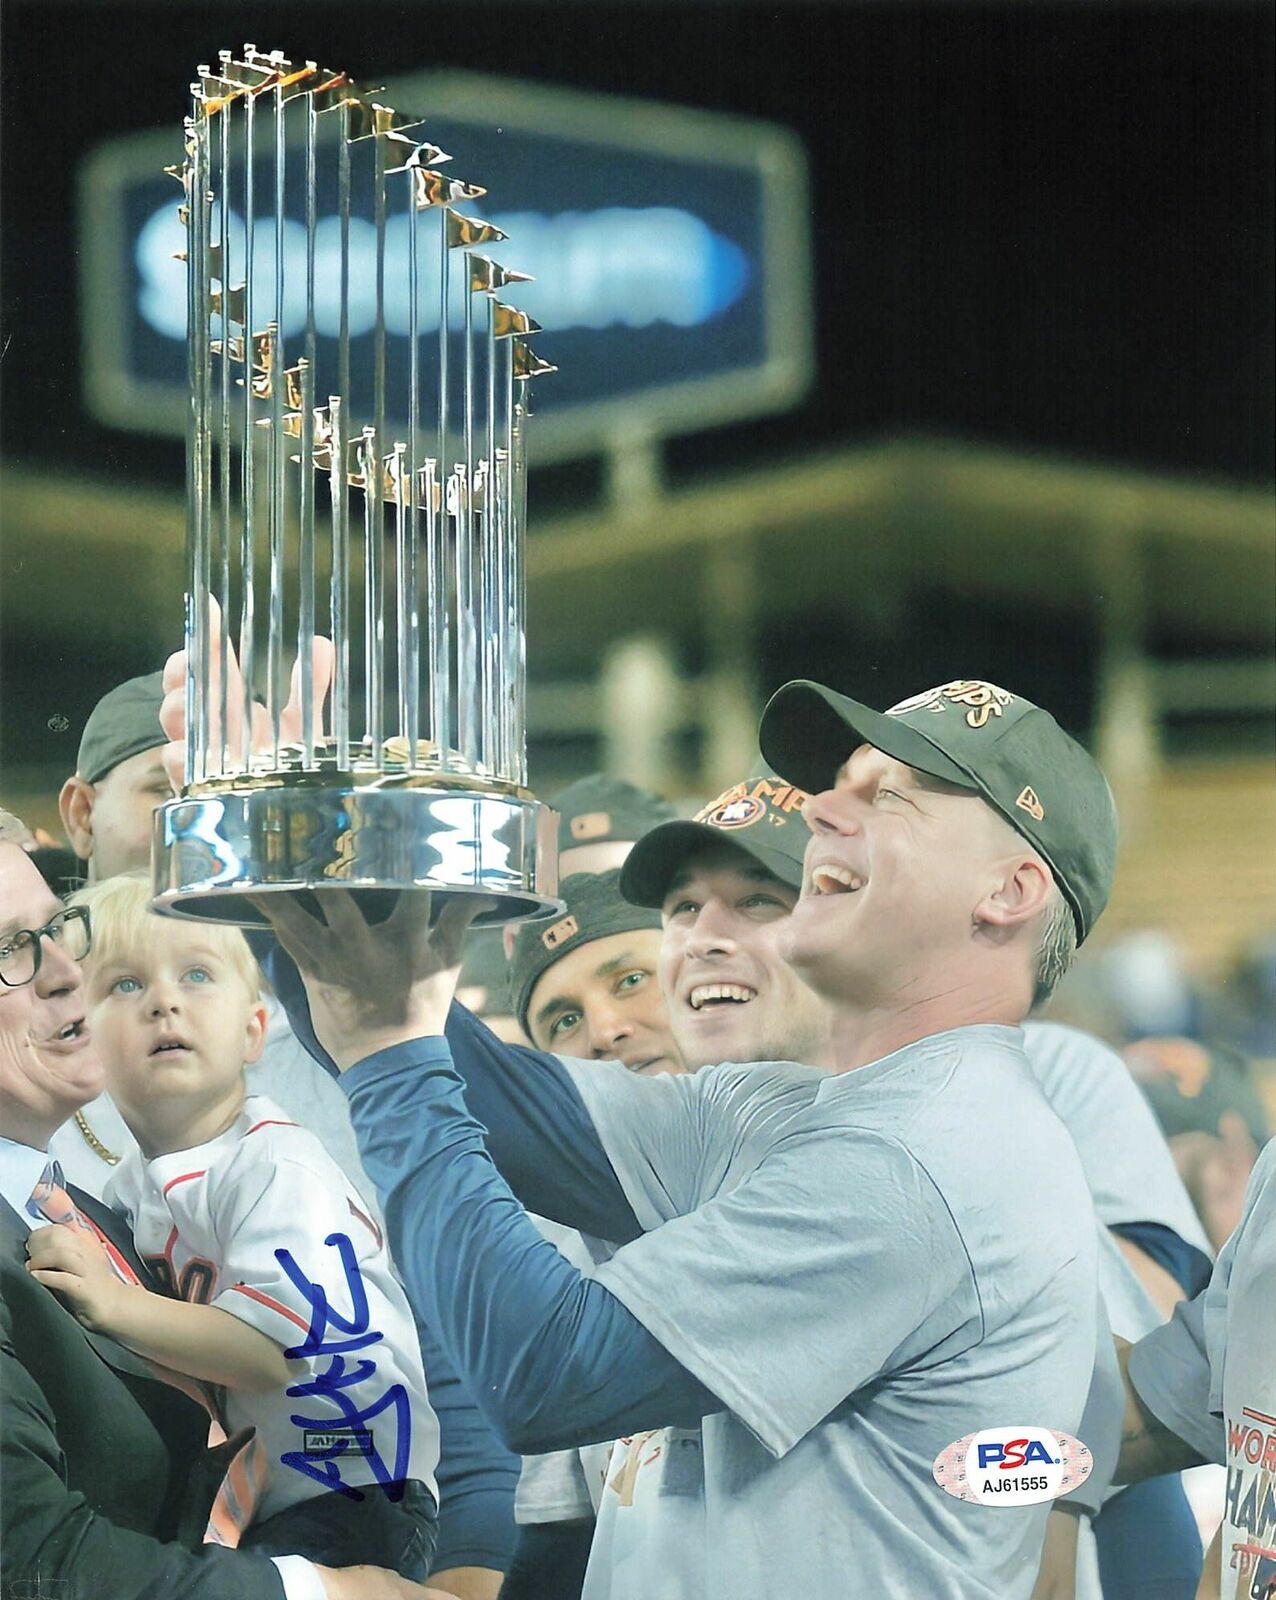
[162,1169,207,1197]
[347,1198,383,1250]
[244,1119,299,1136]
[227,1281,311,1333]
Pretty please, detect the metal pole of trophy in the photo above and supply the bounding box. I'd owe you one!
[154,47,560,926]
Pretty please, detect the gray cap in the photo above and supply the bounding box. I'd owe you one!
[552,775,678,852]
[760,678,1118,943]
[509,869,662,1037]
[77,672,166,784]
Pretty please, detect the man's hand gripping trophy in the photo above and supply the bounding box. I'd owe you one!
[159,604,486,1075]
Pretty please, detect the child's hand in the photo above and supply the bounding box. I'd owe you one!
[26,1223,135,1332]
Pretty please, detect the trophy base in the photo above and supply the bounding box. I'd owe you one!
[151,782,561,929]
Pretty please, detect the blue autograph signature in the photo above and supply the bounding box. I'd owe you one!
[276,1231,411,1502]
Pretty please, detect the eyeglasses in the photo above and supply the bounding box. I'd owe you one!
[0,906,92,989]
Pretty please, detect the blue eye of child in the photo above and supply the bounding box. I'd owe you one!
[183,967,213,983]
[113,976,142,995]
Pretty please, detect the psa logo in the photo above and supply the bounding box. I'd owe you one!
[932,1426,1092,1508]
[977,1438,1058,1472]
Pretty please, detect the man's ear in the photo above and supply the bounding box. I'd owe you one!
[58,775,95,862]
[973,855,1054,933]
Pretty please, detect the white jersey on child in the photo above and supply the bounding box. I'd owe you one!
[54,994,380,1215]
[107,1093,439,1523]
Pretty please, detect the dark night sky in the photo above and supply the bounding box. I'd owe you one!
[2,0,1273,501]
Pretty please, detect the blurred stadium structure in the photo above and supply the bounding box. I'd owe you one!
[5,433,1272,980]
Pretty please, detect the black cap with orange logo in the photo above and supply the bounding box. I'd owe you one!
[620,770,811,909]
[758,678,1118,942]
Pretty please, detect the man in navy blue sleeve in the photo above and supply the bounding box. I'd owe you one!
[259,678,1123,1600]
[161,634,1210,1596]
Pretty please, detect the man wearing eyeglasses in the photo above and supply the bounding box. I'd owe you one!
[0,808,450,1600]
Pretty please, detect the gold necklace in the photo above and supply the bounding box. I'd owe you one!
[74,1109,122,1165]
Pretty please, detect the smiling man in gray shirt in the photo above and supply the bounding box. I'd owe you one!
[258,676,1120,1599]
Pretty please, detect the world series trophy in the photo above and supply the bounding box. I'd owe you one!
[153,47,561,927]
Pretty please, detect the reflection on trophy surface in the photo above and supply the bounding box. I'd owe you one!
[153,47,561,926]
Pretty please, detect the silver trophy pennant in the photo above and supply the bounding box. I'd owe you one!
[153,49,559,925]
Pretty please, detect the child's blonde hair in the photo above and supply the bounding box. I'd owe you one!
[70,874,261,1001]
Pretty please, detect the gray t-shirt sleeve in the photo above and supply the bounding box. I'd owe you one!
[1126,1241,1231,1465]
[560,1057,724,1227]
[592,1128,976,1458]
[1127,1138,1276,1467]
[1022,1022,1210,1251]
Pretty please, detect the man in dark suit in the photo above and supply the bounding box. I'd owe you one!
[0,813,440,1600]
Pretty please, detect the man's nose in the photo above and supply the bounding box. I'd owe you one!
[684,900,738,959]
[33,934,82,998]
[586,1005,634,1059]
[803,788,864,836]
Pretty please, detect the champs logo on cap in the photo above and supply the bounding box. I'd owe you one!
[695,776,809,832]
[887,681,1015,730]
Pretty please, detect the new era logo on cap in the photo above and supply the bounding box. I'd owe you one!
[1016,786,1045,822]
[570,812,612,842]
[542,913,579,950]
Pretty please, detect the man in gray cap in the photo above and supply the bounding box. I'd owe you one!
[166,649,1205,1597]
[58,672,176,884]
[551,776,678,878]
[623,757,1208,1600]
[260,676,1118,1600]
[508,871,677,1074]
[49,672,376,1210]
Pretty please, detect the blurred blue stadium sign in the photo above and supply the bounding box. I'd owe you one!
[78,72,812,462]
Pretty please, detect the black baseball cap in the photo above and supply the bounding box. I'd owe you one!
[552,775,678,852]
[77,671,166,784]
[509,868,663,1037]
[759,678,1117,942]
[620,769,811,908]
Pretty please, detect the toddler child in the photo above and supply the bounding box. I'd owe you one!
[33,874,440,1577]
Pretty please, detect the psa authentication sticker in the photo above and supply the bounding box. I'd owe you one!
[932,1426,1092,1507]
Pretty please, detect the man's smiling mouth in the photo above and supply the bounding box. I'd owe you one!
[808,866,865,895]
[688,984,757,1010]
[40,1017,90,1052]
